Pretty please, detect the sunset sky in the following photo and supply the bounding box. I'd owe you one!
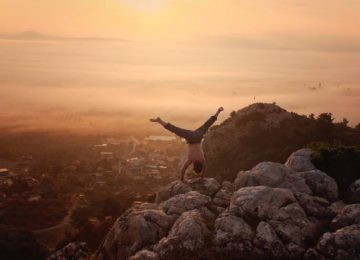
[1,0,360,42]
[1,0,360,133]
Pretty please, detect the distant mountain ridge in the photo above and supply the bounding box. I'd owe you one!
[0,30,128,42]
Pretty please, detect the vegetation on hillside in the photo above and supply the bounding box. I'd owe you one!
[0,225,48,260]
[309,142,360,198]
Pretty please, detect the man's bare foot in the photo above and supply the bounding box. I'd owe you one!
[149,117,160,123]
[218,107,224,112]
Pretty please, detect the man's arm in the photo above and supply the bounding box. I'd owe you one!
[180,160,192,181]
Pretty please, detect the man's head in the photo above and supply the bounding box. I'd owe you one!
[193,161,203,174]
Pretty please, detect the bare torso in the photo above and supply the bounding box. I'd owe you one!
[187,143,205,162]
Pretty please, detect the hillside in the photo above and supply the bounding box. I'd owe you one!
[203,103,360,182]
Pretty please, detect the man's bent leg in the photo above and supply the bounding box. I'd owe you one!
[196,115,217,135]
[164,123,193,140]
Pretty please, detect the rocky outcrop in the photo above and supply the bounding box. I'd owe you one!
[315,224,360,259]
[69,148,360,259]
[214,185,318,258]
[94,203,172,260]
[47,242,89,260]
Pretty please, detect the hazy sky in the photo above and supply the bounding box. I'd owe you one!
[0,0,360,134]
[1,0,360,42]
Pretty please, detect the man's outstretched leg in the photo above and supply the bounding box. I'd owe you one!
[150,117,193,140]
[196,107,224,135]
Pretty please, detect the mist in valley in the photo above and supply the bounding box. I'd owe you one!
[1,37,360,135]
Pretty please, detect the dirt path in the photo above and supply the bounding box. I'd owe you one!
[33,195,79,250]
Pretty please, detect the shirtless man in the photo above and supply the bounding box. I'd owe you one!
[150,107,224,181]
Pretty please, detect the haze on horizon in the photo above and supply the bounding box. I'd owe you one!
[1,0,360,134]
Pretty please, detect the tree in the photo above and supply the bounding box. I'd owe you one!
[317,113,334,124]
[355,123,360,131]
[341,118,349,127]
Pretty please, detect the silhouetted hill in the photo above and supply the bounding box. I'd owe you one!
[0,31,128,42]
[203,103,360,182]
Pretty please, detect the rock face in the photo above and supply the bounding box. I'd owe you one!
[347,178,360,203]
[94,203,172,260]
[154,210,211,259]
[315,224,360,259]
[86,148,360,259]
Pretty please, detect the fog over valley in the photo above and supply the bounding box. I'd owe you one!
[1,38,360,134]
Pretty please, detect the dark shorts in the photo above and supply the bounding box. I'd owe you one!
[164,115,217,144]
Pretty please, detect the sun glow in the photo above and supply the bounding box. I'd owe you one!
[122,0,169,12]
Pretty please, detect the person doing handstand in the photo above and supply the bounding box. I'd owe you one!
[150,107,224,181]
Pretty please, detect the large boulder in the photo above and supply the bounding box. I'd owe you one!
[234,162,312,195]
[153,210,211,259]
[213,211,255,258]
[94,203,171,260]
[300,169,338,201]
[155,178,220,203]
[285,148,316,172]
[230,186,297,220]
[294,192,331,219]
[47,242,89,260]
[160,191,212,217]
[186,177,221,197]
[253,221,289,258]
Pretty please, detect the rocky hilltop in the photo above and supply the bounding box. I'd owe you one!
[49,148,360,259]
[202,102,360,182]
